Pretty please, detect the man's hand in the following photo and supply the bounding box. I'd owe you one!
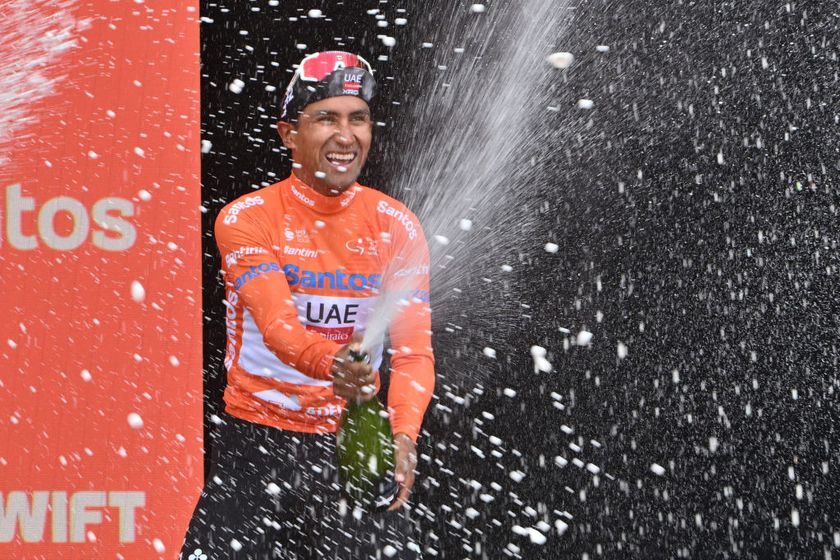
[331,337,376,401]
[387,432,417,511]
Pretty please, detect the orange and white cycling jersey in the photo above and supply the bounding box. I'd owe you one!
[215,174,434,441]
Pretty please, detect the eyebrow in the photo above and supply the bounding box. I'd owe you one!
[312,109,371,118]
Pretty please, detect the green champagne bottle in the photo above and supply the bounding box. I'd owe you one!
[336,349,398,511]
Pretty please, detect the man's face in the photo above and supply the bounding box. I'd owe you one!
[278,96,373,195]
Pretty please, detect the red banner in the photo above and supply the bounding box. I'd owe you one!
[0,1,202,558]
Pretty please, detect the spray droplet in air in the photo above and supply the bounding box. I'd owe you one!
[138,189,152,201]
[576,330,593,346]
[127,412,144,429]
[546,52,574,69]
[229,79,245,94]
[458,218,473,231]
[153,539,165,553]
[617,341,628,359]
[470,4,486,13]
[130,280,146,303]
[307,9,322,18]
[544,242,559,253]
[576,99,594,110]
[651,463,666,476]
[483,347,497,358]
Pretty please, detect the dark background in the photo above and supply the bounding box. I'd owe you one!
[200,1,840,558]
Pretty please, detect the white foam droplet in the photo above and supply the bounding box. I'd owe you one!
[314,220,325,229]
[509,470,525,482]
[130,280,146,303]
[307,9,322,18]
[470,3,486,13]
[230,538,242,551]
[596,45,610,53]
[127,412,144,429]
[296,43,307,50]
[229,79,245,94]
[383,544,397,557]
[153,538,165,553]
[503,387,516,397]
[555,519,569,535]
[433,235,450,245]
[576,99,594,110]
[169,356,180,367]
[381,36,396,47]
[458,218,473,231]
[266,482,281,495]
[134,147,145,158]
[88,150,98,159]
[81,369,92,382]
[546,52,574,69]
[395,18,407,25]
[201,139,212,153]
[314,170,326,178]
[651,463,666,476]
[138,189,152,201]
[482,347,496,359]
[501,264,513,272]
[544,242,559,253]
[617,341,628,359]
[576,330,593,346]
[528,527,547,545]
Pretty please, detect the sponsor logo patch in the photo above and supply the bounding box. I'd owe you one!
[283,264,381,292]
[225,246,268,268]
[223,195,264,225]
[376,200,418,240]
[234,262,282,289]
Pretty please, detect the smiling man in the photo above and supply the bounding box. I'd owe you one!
[180,52,434,559]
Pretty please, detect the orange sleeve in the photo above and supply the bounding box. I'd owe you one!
[214,207,340,380]
[385,221,435,442]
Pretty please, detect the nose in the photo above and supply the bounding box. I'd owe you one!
[334,120,354,145]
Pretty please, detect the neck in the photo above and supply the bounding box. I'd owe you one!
[294,169,351,197]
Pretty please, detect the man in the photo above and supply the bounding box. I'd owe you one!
[180,51,435,559]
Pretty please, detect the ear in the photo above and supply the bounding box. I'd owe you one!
[277,120,297,150]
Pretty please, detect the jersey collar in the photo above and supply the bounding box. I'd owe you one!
[287,173,360,214]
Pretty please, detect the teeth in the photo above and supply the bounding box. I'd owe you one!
[326,153,354,162]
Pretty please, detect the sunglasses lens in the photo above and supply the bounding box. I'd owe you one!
[299,51,371,81]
